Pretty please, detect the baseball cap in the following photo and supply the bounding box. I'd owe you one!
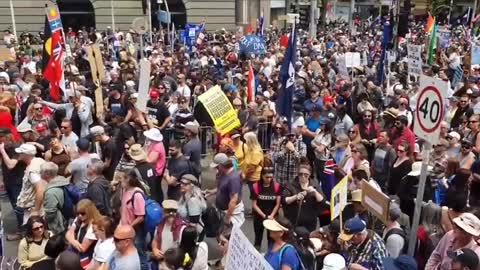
[35,123,48,132]
[90,126,105,137]
[339,217,366,241]
[389,202,402,221]
[150,90,160,99]
[448,131,461,141]
[76,138,90,151]
[383,255,418,270]
[15,144,37,155]
[210,153,232,168]
[448,248,479,270]
[452,213,480,236]
[162,200,179,211]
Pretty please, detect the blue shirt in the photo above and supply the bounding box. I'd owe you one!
[265,244,300,270]
[304,116,322,145]
[303,98,323,113]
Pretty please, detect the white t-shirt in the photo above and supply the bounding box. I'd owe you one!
[93,238,116,263]
[176,85,191,99]
[191,242,209,270]
[61,132,79,148]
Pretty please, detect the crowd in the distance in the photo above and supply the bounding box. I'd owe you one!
[0,10,480,270]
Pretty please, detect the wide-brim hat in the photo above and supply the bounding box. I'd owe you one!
[263,219,288,232]
[128,144,147,161]
[143,128,163,142]
[408,161,432,177]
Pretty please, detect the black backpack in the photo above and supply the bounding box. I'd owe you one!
[384,227,409,255]
[202,205,222,237]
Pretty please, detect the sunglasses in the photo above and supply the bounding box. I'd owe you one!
[363,115,372,118]
[349,130,356,133]
[397,149,405,153]
[180,181,191,185]
[469,121,479,124]
[32,225,44,231]
[60,126,69,129]
[34,107,42,111]
[399,103,407,106]
[351,149,358,153]
[462,145,472,149]
[77,212,86,216]
[113,237,131,243]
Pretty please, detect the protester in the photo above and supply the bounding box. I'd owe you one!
[263,217,302,270]
[18,216,50,269]
[178,174,206,237]
[107,225,140,270]
[86,159,112,216]
[42,162,70,235]
[88,216,116,270]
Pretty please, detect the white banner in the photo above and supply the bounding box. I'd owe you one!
[345,52,361,68]
[225,226,274,270]
[136,59,151,113]
[407,44,422,76]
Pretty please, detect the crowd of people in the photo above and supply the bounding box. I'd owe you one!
[0,8,480,270]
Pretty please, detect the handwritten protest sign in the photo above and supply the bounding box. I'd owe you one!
[345,52,361,68]
[239,35,267,56]
[407,44,422,76]
[225,226,273,270]
[330,176,348,220]
[198,86,241,135]
[361,180,390,224]
[136,59,151,113]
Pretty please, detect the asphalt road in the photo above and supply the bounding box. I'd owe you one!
[0,156,268,261]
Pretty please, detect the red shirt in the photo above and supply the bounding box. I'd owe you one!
[392,127,416,152]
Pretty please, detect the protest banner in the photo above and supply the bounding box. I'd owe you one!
[407,44,422,77]
[345,52,361,68]
[437,29,451,49]
[361,180,390,224]
[225,226,273,270]
[330,176,348,221]
[239,35,267,56]
[136,59,151,113]
[197,86,241,135]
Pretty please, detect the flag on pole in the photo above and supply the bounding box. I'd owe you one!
[376,10,393,85]
[247,65,255,103]
[428,23,438,65]
[276,23,297,130]
[43,30,64,102]
[425,14,435,33]
[462,7,473,26]
[46,6,63,33]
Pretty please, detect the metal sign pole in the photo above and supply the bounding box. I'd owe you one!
[111,0,116,31]
[9,0,17,39]
[407,142,431,256]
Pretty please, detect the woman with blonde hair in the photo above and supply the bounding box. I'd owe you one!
[65,199,101,269]
[241,132,264,200]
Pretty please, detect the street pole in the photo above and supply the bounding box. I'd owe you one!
[9,0,17,39]
[111,0,116,32]
[164,0,171,46]
[309,0,317,38]
[407,142,432,256]
[349,0,355,33]
[147,0,153,43]
[447,0,453,25]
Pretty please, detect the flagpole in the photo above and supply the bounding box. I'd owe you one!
[110,0,116,32]
[147,0,153,43]
[9,0,17,40]
[447,0,453,25]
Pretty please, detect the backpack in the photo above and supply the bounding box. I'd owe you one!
[202,205,222,238]
[253,182,280,197]
[127,190,163,233]
[59,183,82,220]
[278,244,307,270]
[384,227,409,255]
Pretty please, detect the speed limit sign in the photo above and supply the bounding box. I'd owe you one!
[413,75,447,144]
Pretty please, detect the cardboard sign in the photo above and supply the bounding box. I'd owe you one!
[0,48,14,62]
[361,180,390,224]
[85,45,105,119]
[239,35,267,56]
[330,176,348,221]
[407,44,422,76]
[197,86,241,135]
[225,226,273,270]
[136,59,151,113]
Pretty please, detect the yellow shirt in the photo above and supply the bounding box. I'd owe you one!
[240,145,264,182]
[18,237,48,269]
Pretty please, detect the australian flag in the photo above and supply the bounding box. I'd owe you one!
[276,27,297,131]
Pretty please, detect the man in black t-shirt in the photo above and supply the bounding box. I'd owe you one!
[111,114,136,146]
[0,129,26,239]
[90,125,122,181]
[146,90,171,131]
[164,140,194,200]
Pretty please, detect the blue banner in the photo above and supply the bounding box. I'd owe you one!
[157,10,171,24]
[238,35,267,56]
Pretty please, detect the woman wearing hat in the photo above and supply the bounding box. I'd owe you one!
[177,174,207,239]
[143,128,167,178]
[263,217,302,270]
[218,137,239,171]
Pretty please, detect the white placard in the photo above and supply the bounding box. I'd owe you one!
[345,52,361,68]
[413,75,447,144]
[407,44,422,76]
[136,59,151,113]
[225,226,274,270]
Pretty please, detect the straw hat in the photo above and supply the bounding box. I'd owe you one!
[128,144,147,161]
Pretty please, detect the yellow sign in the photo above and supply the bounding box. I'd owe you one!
[330,176,348,221]
[198,86,241,135]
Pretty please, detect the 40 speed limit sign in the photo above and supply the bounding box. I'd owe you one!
[413,75,447,144]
